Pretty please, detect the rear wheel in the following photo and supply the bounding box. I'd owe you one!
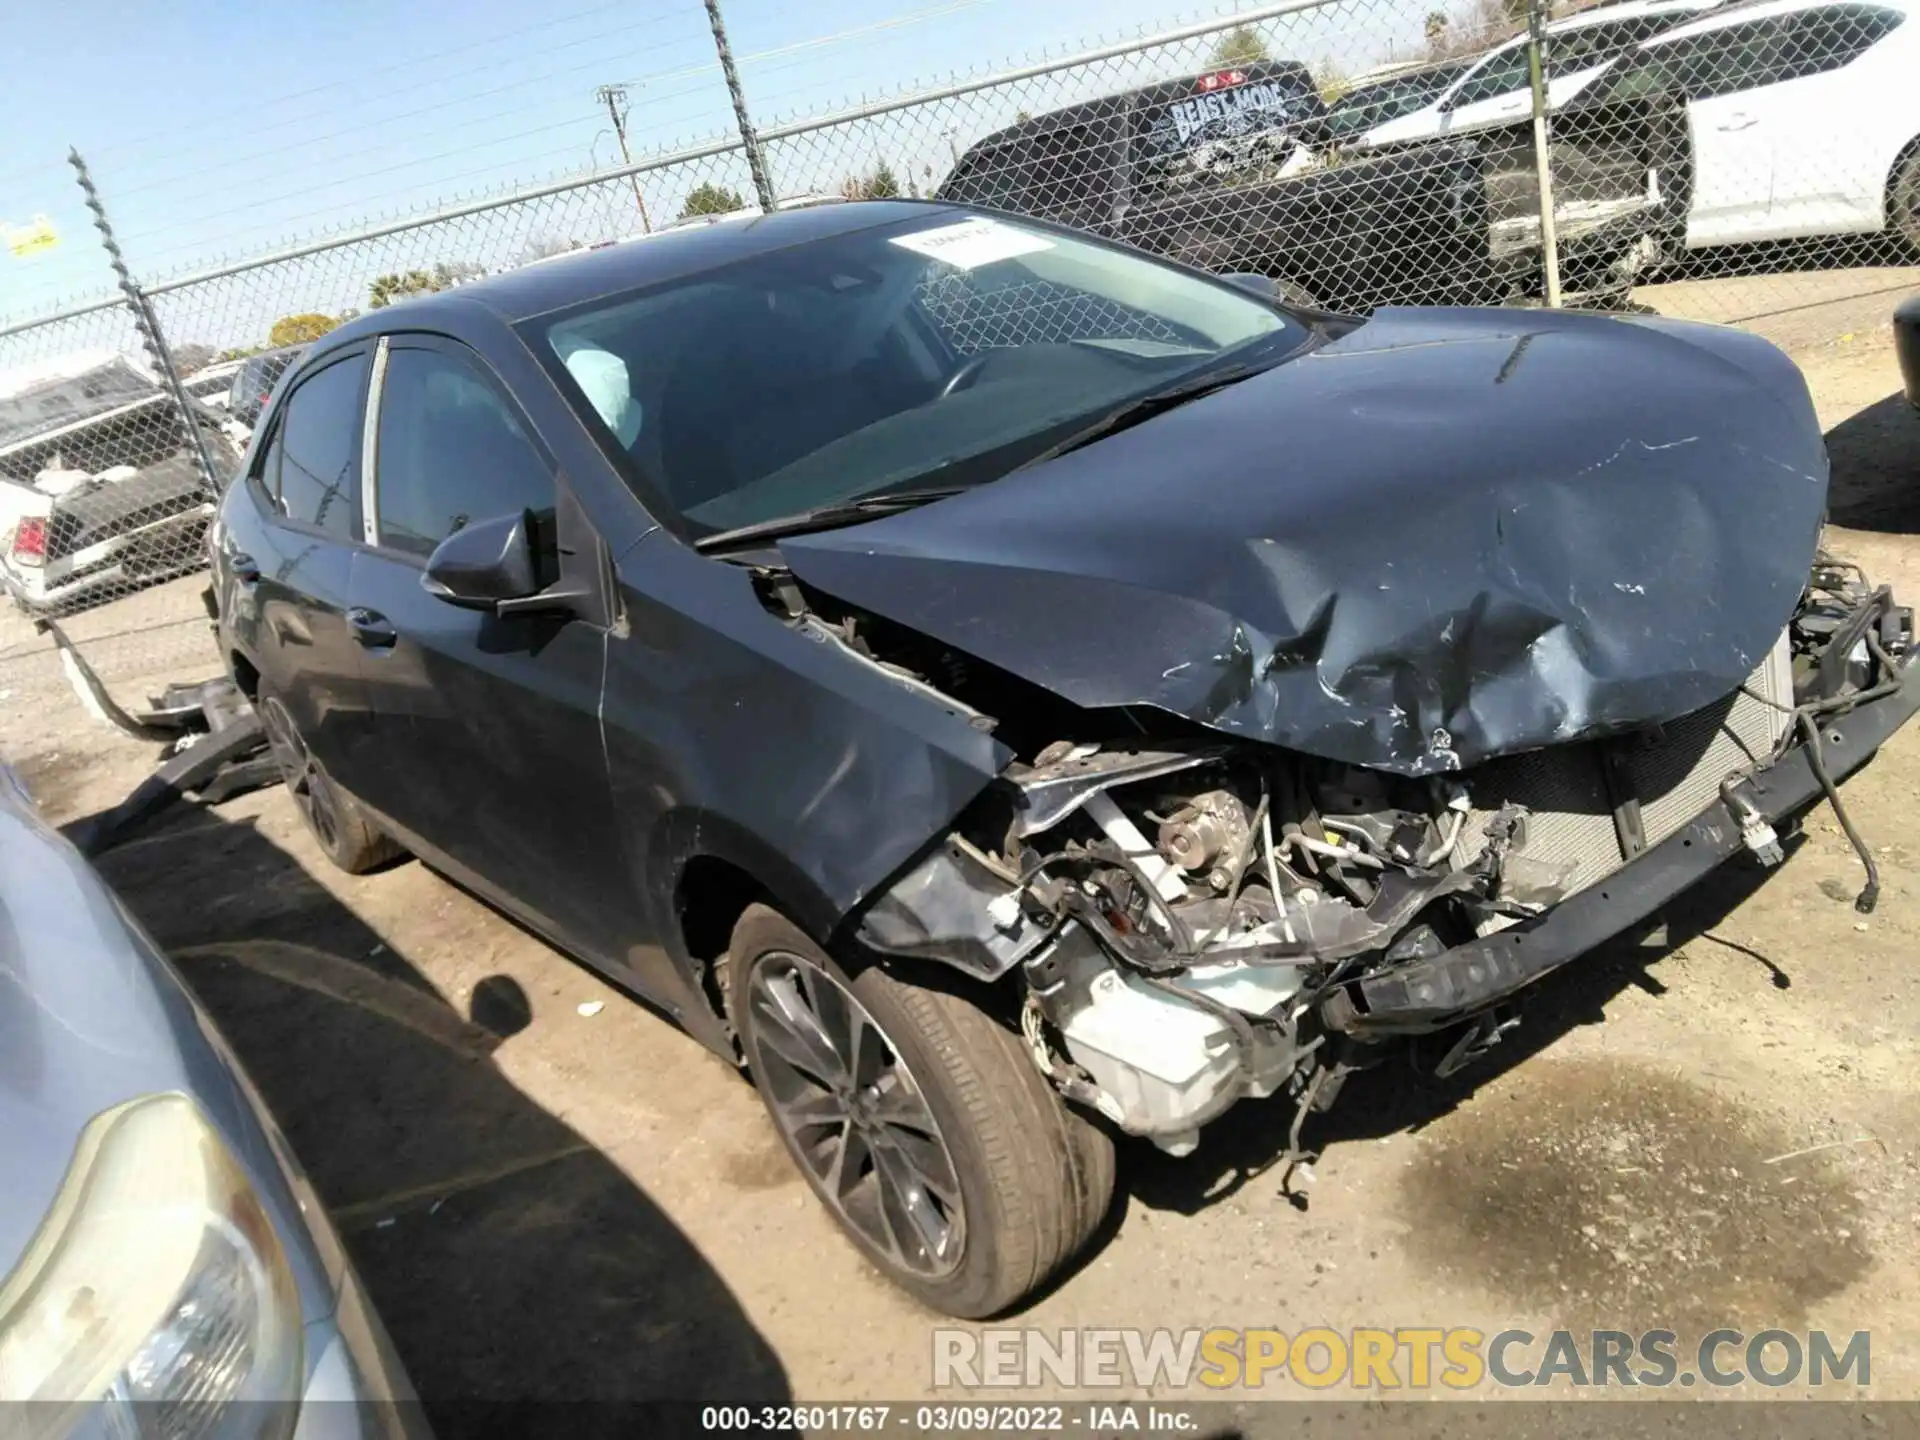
[257,683,402,874]
[1893,142,1920,251]
[727,904,1114,1318]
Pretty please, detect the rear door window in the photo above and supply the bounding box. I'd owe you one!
[249,420,285,508]
[274,353,367,539]
[1448,45,1534,107]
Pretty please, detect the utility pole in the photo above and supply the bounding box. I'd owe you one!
[594,83,653,233]
[1524,0,1562,306]
[703,0,777,212]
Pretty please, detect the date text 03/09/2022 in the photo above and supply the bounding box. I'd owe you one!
[699,1403,1201,1432]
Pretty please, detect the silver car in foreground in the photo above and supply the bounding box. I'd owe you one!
[0,764,422,1434]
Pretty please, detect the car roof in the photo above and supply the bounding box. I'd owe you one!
[324,200,959,341]
[1649,0,1909,40]
[1466,0,1728,56]
[1556,0,1718,25]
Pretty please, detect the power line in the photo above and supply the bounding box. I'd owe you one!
[82,0,691,168]
[101,25,712,203]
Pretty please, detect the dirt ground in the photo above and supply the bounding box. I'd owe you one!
[3,269,1920,1421]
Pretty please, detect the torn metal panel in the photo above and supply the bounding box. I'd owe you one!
[780,306,1829,776]
[857,841,1051,980]
[1007,745,1223,836]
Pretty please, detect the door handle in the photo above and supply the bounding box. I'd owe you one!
[346,607,398,649]
[1717,113,1758,131]
[230,552,260,585]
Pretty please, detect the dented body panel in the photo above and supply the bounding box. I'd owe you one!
[206,203,1914,1176]
[780,306,1829,776]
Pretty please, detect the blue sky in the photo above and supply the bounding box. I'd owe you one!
[0,0,1419,339]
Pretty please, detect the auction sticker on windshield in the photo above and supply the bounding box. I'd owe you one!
[890,217,1053,269]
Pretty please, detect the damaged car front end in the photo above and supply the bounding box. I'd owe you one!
[673,239,1919,1311]
[738,293,1920,1172]
[219,202,1919,1320]
[848,559,1913,1165]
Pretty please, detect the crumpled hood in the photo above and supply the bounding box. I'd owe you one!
[780,306,1828,776]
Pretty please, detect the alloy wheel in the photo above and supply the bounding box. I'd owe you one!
[744,951,966,1278]
[1898,154,1920,250]
[259,696,341,852]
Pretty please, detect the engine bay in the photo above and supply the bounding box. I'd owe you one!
[838,556,1914,1167]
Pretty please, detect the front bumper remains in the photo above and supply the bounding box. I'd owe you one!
[1335,664,1920,1035]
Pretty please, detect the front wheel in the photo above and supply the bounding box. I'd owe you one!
[728,904,1114,1317]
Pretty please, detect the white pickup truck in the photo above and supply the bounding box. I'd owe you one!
[0,352,239,615]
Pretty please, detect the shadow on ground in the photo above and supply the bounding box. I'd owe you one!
[87,802,789,1427]
[1827,391,1920,532]
[1660,234,1914,289]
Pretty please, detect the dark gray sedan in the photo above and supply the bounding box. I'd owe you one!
[0,763,421,1431]
[1897,292,1919,409]
[206,200,1916,1318]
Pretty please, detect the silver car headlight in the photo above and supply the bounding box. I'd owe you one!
[0,1093,303,1438]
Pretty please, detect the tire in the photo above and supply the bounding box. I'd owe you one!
[1893,142,1920,252]
[256,682,403,874]
[727,903,1115,1318]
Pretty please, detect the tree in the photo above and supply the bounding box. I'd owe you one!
[367,261,483,310]
[1316,58,1352,103]
[840,164,903,200]
[515,234,580,266]
[1422,0,1523,59]
[1210,25,1269,66]
[171,342,217,375]
[268,313,338,347]
[679,182,747,219]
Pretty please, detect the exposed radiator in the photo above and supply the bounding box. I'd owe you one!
[1456,633,1794,897]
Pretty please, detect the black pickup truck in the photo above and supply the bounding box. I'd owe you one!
[937,61,1499,312]
[937,60,1689,311]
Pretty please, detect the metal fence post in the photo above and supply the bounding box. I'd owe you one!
[69,148,222,495]
[1525,0,1563,307]
[704,0,778,211]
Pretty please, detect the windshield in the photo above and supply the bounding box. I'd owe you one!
[528,211,1305,539]
[1325,63,1468,137]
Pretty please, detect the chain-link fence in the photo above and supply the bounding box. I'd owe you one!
[3,0,1918,746]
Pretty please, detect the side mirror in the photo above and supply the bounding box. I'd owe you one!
[422,511,540,612]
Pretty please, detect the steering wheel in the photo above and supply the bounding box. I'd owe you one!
[939,352,994,399]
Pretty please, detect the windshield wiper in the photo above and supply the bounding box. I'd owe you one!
[693,485,971,551]
[1009,361,1268,473]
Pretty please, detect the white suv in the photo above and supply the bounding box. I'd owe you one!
[1361,0,1728,147]
[1575,0,1920,248]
